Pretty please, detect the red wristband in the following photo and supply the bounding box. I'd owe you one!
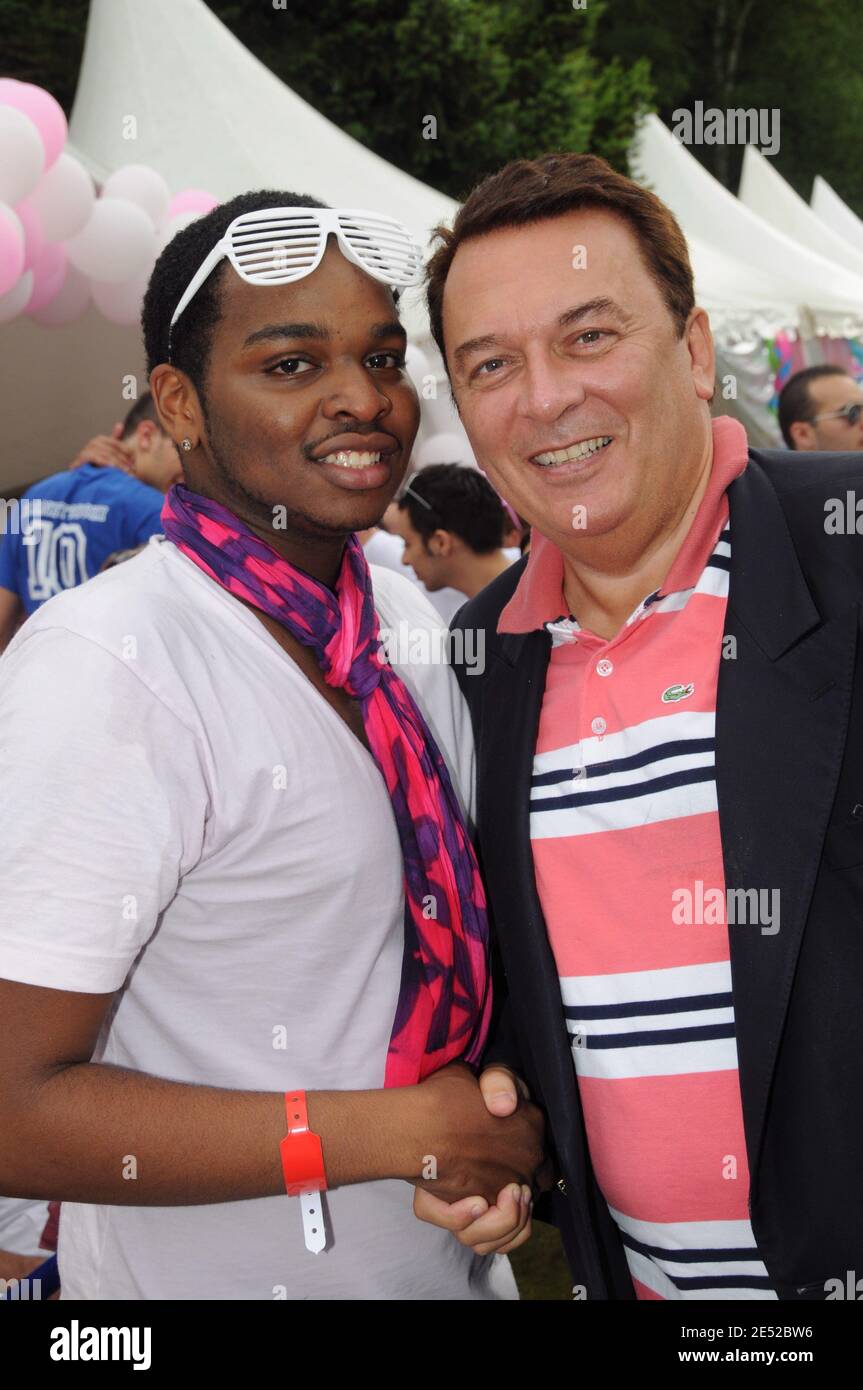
[280,1090,327,1197]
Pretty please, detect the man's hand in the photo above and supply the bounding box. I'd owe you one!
[477,1064,527,1115]
[413,1065,546,1253]
[0,1247,45,1282]
[405,1061,545,1206]
[71,423,134,473]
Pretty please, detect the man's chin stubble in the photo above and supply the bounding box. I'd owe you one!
[207,442,386,543]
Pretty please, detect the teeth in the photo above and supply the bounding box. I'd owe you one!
[532,437,612,467]
[321,450,383,468]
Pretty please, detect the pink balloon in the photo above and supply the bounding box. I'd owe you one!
[25,239,66,313]
[0,81,67,170]
[29,261,90,326]
[0,201,24,296]
[0,268,33,322]
[168,189,218,218]
[14,196,44,270]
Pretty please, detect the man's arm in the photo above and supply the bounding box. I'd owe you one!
[0,626,545,1209]
[70,424,134,473]
[0,586,23,654]
[0,979,544,1207]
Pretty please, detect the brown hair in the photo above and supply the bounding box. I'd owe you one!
[426,152,695,369]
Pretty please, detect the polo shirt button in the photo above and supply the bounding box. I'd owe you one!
[591,716,606,736]
[596,658,613,677]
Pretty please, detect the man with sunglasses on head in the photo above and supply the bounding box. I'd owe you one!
[0,190,546,1301]
[385,465,517,603]
[778,365,863,451]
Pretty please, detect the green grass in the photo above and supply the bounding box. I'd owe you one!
[509,1218,573,1300]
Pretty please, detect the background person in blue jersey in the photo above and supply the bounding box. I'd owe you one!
[0,393,183,651]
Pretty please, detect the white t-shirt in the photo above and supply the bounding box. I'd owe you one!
[0,1197,51,1255]
[0,537,516,1302]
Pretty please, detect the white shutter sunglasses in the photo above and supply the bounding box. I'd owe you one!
[168,206,424,337]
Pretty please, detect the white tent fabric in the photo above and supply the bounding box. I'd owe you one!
[739,146,863,282]
[810,174,863,258]
[630,114,863,339]
[68,0,457,344]
[685,233,798,344]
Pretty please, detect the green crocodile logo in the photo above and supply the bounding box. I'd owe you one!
[661,682,695,703]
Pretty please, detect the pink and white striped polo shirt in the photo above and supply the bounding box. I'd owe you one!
[499,417,777,1300]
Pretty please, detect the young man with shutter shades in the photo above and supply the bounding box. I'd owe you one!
[0,190,546,1300]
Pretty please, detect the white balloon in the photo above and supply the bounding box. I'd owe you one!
[0,269,34,323]
[29,262,90,325]
[0,105,45,204]
[102,164,170,230]
[90,267,151,326]
[0,201,24,295]
[27,151,94,242]
[156,210,204,254]
[65,198,156,284]
[415,431,477,469]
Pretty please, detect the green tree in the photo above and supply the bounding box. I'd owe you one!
[0,0,90,114]
[209,0,653,196]
[595,0,863,213]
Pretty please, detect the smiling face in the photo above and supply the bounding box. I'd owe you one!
[442,209,715,561]
[152,239,420,566]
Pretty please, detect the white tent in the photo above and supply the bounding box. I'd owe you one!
[1,0,462,492]
[630,114,863,340]
[67,0,458,343]
[739,146,863,282]
[810,174,863,258]
[684,234,799,343]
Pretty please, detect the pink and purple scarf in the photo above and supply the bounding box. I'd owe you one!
[161,485,491,1087]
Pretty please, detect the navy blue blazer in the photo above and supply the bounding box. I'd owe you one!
[451,449,863,1300]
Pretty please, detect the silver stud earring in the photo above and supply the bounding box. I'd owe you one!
[181,438,192,452]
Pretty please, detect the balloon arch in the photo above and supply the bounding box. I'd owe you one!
[0,77,219,327]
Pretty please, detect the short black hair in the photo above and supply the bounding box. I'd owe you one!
[120,390,162,439]
[777,365,851,449]
[397,463,507,553]
[141,189,329,403]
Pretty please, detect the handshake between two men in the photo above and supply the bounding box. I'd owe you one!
[410,1061,551,1258]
